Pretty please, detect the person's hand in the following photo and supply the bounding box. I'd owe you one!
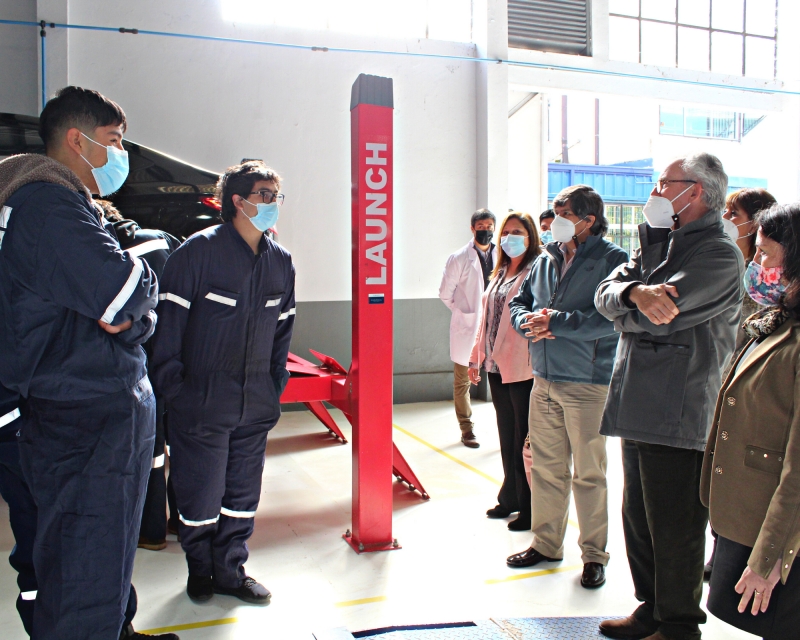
[98,319,133,334]
[735,559,782,615]
[520,309,554,342]
[468,367,481,385]
[628,284,680,325]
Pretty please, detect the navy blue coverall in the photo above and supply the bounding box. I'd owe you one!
[151,221,295,588]
[0,385,35,635]
[0,179,158,640]
[110,218,181,544]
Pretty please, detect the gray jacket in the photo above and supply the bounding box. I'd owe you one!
[594,210,744,451]
[509,234,629,385]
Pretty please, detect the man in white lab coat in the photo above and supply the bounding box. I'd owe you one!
[438,209,496,448]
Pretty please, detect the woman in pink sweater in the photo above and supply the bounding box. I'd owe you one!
[469,212,541,531]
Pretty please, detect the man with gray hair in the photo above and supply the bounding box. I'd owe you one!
[594,153,744,640]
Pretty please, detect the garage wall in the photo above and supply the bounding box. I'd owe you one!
[0,0,38,116]
[41,0,479,401]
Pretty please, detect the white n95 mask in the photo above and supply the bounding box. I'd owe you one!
[642,183,695,229]
[550,215,577,243]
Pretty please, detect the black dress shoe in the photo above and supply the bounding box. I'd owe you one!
[703,562,713,583]
[186,575,213,603]
[581,562,606,588]
[461,430,480,448]
[486,505,513,518]
[214,576,271,605]
[598,615,657,639]
[506,547,560,568]
[120,623,180,640]
[507,516,531,531]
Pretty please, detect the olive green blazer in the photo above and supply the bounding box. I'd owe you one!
[701,317,800,583]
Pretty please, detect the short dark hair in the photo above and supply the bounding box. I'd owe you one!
[756,203,800,319]
[216,161,282,223]
[552,184,608,236]
[39,86,127,152]
[471,208,496,228]
[539,209,555,223]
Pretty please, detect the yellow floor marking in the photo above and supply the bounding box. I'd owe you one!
[139,617,238,634]
[392,423,502,486]
[392,424,581,530]
[485,564,584,584]
[335,595,388,608]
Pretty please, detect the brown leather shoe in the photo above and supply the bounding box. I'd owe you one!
[580,562,606,588]
[598,615,657,639]
[461,430,480,448]
[506,547,560,568]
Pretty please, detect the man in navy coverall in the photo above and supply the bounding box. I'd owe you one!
[151,161,295,605]
[0,86,174,640]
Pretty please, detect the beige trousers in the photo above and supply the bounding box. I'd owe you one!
[529,378,610,565]
[453,363,473,434]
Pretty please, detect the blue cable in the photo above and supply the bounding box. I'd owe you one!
[3,17,798,97]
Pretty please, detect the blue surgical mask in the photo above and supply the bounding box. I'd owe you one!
[80,133,129,197]
[540,229,553,244]
[500,234,527,258]
[242,200,279,232]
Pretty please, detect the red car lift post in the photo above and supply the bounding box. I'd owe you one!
[279,74,428,554]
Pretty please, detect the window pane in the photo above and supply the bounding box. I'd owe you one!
[642,0,676,22]
[745,0,776,37]
[711,0,743,32]
[660,106,684,135]
[641,21,676,67]
[678,26,710,71]
[609,16,641,63]
[711,31,743,75]
[678,0,709,27]
[745,36,775,78]
[685,108,737,139]
[609,0,639,17]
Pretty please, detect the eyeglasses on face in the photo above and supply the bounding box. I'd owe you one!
[249,190,285,205]
[655,179,697,193]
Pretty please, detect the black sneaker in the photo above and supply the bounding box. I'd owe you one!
[120,623,180,639]
[186,575,213,603]
[213,576,271,605]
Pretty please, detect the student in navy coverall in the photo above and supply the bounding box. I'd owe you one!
[151,160,295,605]
[0,87,177,640]
[99,200,181,550]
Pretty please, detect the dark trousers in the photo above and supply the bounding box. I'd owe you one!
[19,380,155,640]
[622,439,708,640]
[170,420,271,588]
[708,535,800,639]
[0,429,37,636]
[139,396,167,542]
[488,373,533,520]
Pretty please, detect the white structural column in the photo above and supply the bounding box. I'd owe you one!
[474,0,509,217]
[508,93,548,215]
[37,0,69,109]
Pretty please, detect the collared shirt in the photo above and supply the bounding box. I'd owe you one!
[558,241,585,278]
[473,243,495,289]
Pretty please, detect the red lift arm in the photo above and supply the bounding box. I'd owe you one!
[280,74,428,554]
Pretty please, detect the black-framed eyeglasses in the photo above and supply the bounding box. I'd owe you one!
[656,179,697,193]
[249,190,285,205]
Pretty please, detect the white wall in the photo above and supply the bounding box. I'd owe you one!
[0,0,38,116]
[48,0,478,303]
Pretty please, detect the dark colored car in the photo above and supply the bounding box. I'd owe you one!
[0,112,223,240]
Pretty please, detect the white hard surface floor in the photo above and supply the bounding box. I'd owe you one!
[0,400,754,639]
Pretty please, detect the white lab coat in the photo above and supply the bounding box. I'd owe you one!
[438,240,493,367]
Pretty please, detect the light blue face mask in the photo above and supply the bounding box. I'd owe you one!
[500,234,527,258]
[80,133,129,197]
[242,200,280,232]
[540,229,553,244]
